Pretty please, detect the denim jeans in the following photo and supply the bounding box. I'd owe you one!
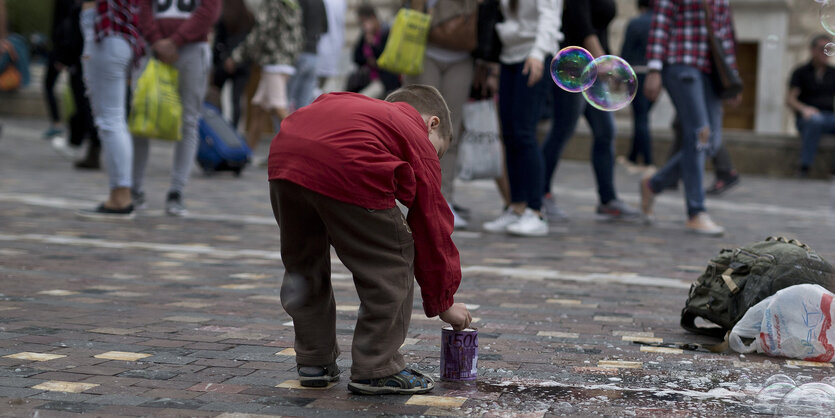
[287,52,319,110]
[796,112,835,167]
[648,64,723,217]
[542,84,617,204]
[80,8,133,190]
[133,43,211,195]
[628,73,654,165]
[499,61,549,211]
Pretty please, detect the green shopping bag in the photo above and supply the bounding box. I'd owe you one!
[376,8,431,76]
[129,59,182,141]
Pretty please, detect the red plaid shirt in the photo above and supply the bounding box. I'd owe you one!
[94,0,145,59]
[646,0,737,73]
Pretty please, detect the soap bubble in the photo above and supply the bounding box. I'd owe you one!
[581,55,638,112]
[764,374,797,388]
[774,385,835,416]
[754,382,796,414]
[826,42,835,56]
[766,34,780,49]
[822,2,835,36]
[550,46,597,93]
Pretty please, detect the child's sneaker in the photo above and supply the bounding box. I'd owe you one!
[483,208,521,233]
[347,368,434,395]
[165,191,188,217]
[506,208,548,237]
[297,362,341,387]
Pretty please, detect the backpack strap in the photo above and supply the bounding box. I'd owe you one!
[720,268,739,294]
[766,236,810,250]
[680,309,728,338]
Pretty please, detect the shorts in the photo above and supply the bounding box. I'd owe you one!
[251,72,290,111]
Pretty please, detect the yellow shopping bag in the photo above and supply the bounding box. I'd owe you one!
[129,59,182,141]
[376,8,431,76]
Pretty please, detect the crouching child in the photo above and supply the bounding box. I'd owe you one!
[267,85,472,395]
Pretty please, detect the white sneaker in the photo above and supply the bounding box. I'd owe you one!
[506,209,548,237]
[483,208,521,233]
[51,136,81,160]
[448,202,468,229]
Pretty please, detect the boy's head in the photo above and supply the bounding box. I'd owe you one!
[385,85,453,157]
[357,4,379,35]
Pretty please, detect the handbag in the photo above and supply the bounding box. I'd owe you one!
[457,100,503,181]
[129,59,183,141]
[426,0,478,52]
[0,39,22,91]
[701,0,742,99]
[376,4,432,76]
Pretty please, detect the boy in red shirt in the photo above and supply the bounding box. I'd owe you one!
[268,85,471,395]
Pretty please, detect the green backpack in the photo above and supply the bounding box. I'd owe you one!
[681,236,835,338]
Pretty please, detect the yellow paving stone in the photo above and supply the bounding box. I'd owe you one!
[486,288,521,294]
[640,346,683,355]
[152,261,183,267]
[786,360,833,368]
[546,299,583,305]
[424,407,469,416]
[94,351,152,361]
[406,395,467,408]
[594,316,633,323]
[598,360,643,369]
[276,348,296,356]
[212,235,242,242]
[537,331,579,339]
[0,306,19,311]
[732,361,780,369]
[229,273,270,280]
[163,316,211,323]
[32,381,99,393]
[247,295,282,303]
[88,285,124,291]
[622,336,663,344]
[38,289,78,296]
[482,258,514,264]
[164,252,198,260]
[613,331,655,337]
[111,273,138,280]
[471,317,481,324]
[564,250,594,257]
[166,301,212,308]
[220,284,262,290]
[276,380,336,390]
[335,305,359,312]
[161,274,194,281]
[4,352,66,361]
[573,366,620,375]
[88,328,138,335]
[500,303,538,309]
[401,338,422,347]
[108,291,149,297]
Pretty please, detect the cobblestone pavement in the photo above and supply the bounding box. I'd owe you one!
[1,116,835,417]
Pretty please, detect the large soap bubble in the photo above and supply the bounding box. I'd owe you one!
[580,55,638,112]
[550,46,597,93]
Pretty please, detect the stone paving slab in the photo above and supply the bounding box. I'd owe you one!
[2,116,835,416]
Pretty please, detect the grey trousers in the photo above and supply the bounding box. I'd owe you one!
[270,180,415,381]
[405,55,474,201]
[133,42,211,195]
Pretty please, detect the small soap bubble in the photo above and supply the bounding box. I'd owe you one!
[764,374,796,388]
[822,2,835,36]
[550,46,597,93]
[825,42,835,56]
[754,382,796,414]
[581,55,638,112]
[774,385,835,416]
[766,34,780,49]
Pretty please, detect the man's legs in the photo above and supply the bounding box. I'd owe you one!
[585,106,617,205]
[171,43,211,196]
[798,112,835,172]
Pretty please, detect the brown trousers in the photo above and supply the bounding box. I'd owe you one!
[269,180,415,380]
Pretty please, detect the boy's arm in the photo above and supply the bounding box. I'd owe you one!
[137,0,163,44]
[406,157,462,318]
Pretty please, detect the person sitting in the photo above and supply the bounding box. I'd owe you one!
[348,4,400,98]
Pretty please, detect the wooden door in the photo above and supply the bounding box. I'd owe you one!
[723,42,757,130]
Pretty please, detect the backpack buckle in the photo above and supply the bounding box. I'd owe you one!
[721,268,739,294]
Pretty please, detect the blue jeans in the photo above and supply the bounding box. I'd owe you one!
[287,52,319,110]
[542,84,617,204]
[796,112,835,167]
[648,65,723,217]
[629,73,654,165]
[499,61,549,211]
[80,8,132,190]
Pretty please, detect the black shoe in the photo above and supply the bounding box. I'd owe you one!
[798,166,810,179]
[706,173,740,195]
[165,191,187,216]
[297,362,341,387]
[76,204,135,220]
[348,368,434,395]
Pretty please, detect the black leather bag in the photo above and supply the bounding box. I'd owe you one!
[702,0,742,99]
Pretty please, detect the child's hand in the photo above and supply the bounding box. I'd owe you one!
[439,303,472,331]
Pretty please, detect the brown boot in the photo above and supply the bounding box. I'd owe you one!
[74,143,101,170]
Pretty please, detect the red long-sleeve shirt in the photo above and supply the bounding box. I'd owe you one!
[267,92,461,317]
[137,0,220,47]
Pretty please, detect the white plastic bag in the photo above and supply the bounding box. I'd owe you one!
[457,100,503,181]
[729,284,835,362]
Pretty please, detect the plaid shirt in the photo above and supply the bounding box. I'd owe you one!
[94,0,145,59]
[646,0,737,73]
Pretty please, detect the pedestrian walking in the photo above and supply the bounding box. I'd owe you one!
[315,0,346,92]
[75,0,144,219]
[641,0,742,236]
[482,0,562,237]
[268,86,471,394]
[620,0,655,169]
[209,0,255,128]
[286,0,327,110]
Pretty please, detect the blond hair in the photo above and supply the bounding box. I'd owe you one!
[385,84,453,142]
